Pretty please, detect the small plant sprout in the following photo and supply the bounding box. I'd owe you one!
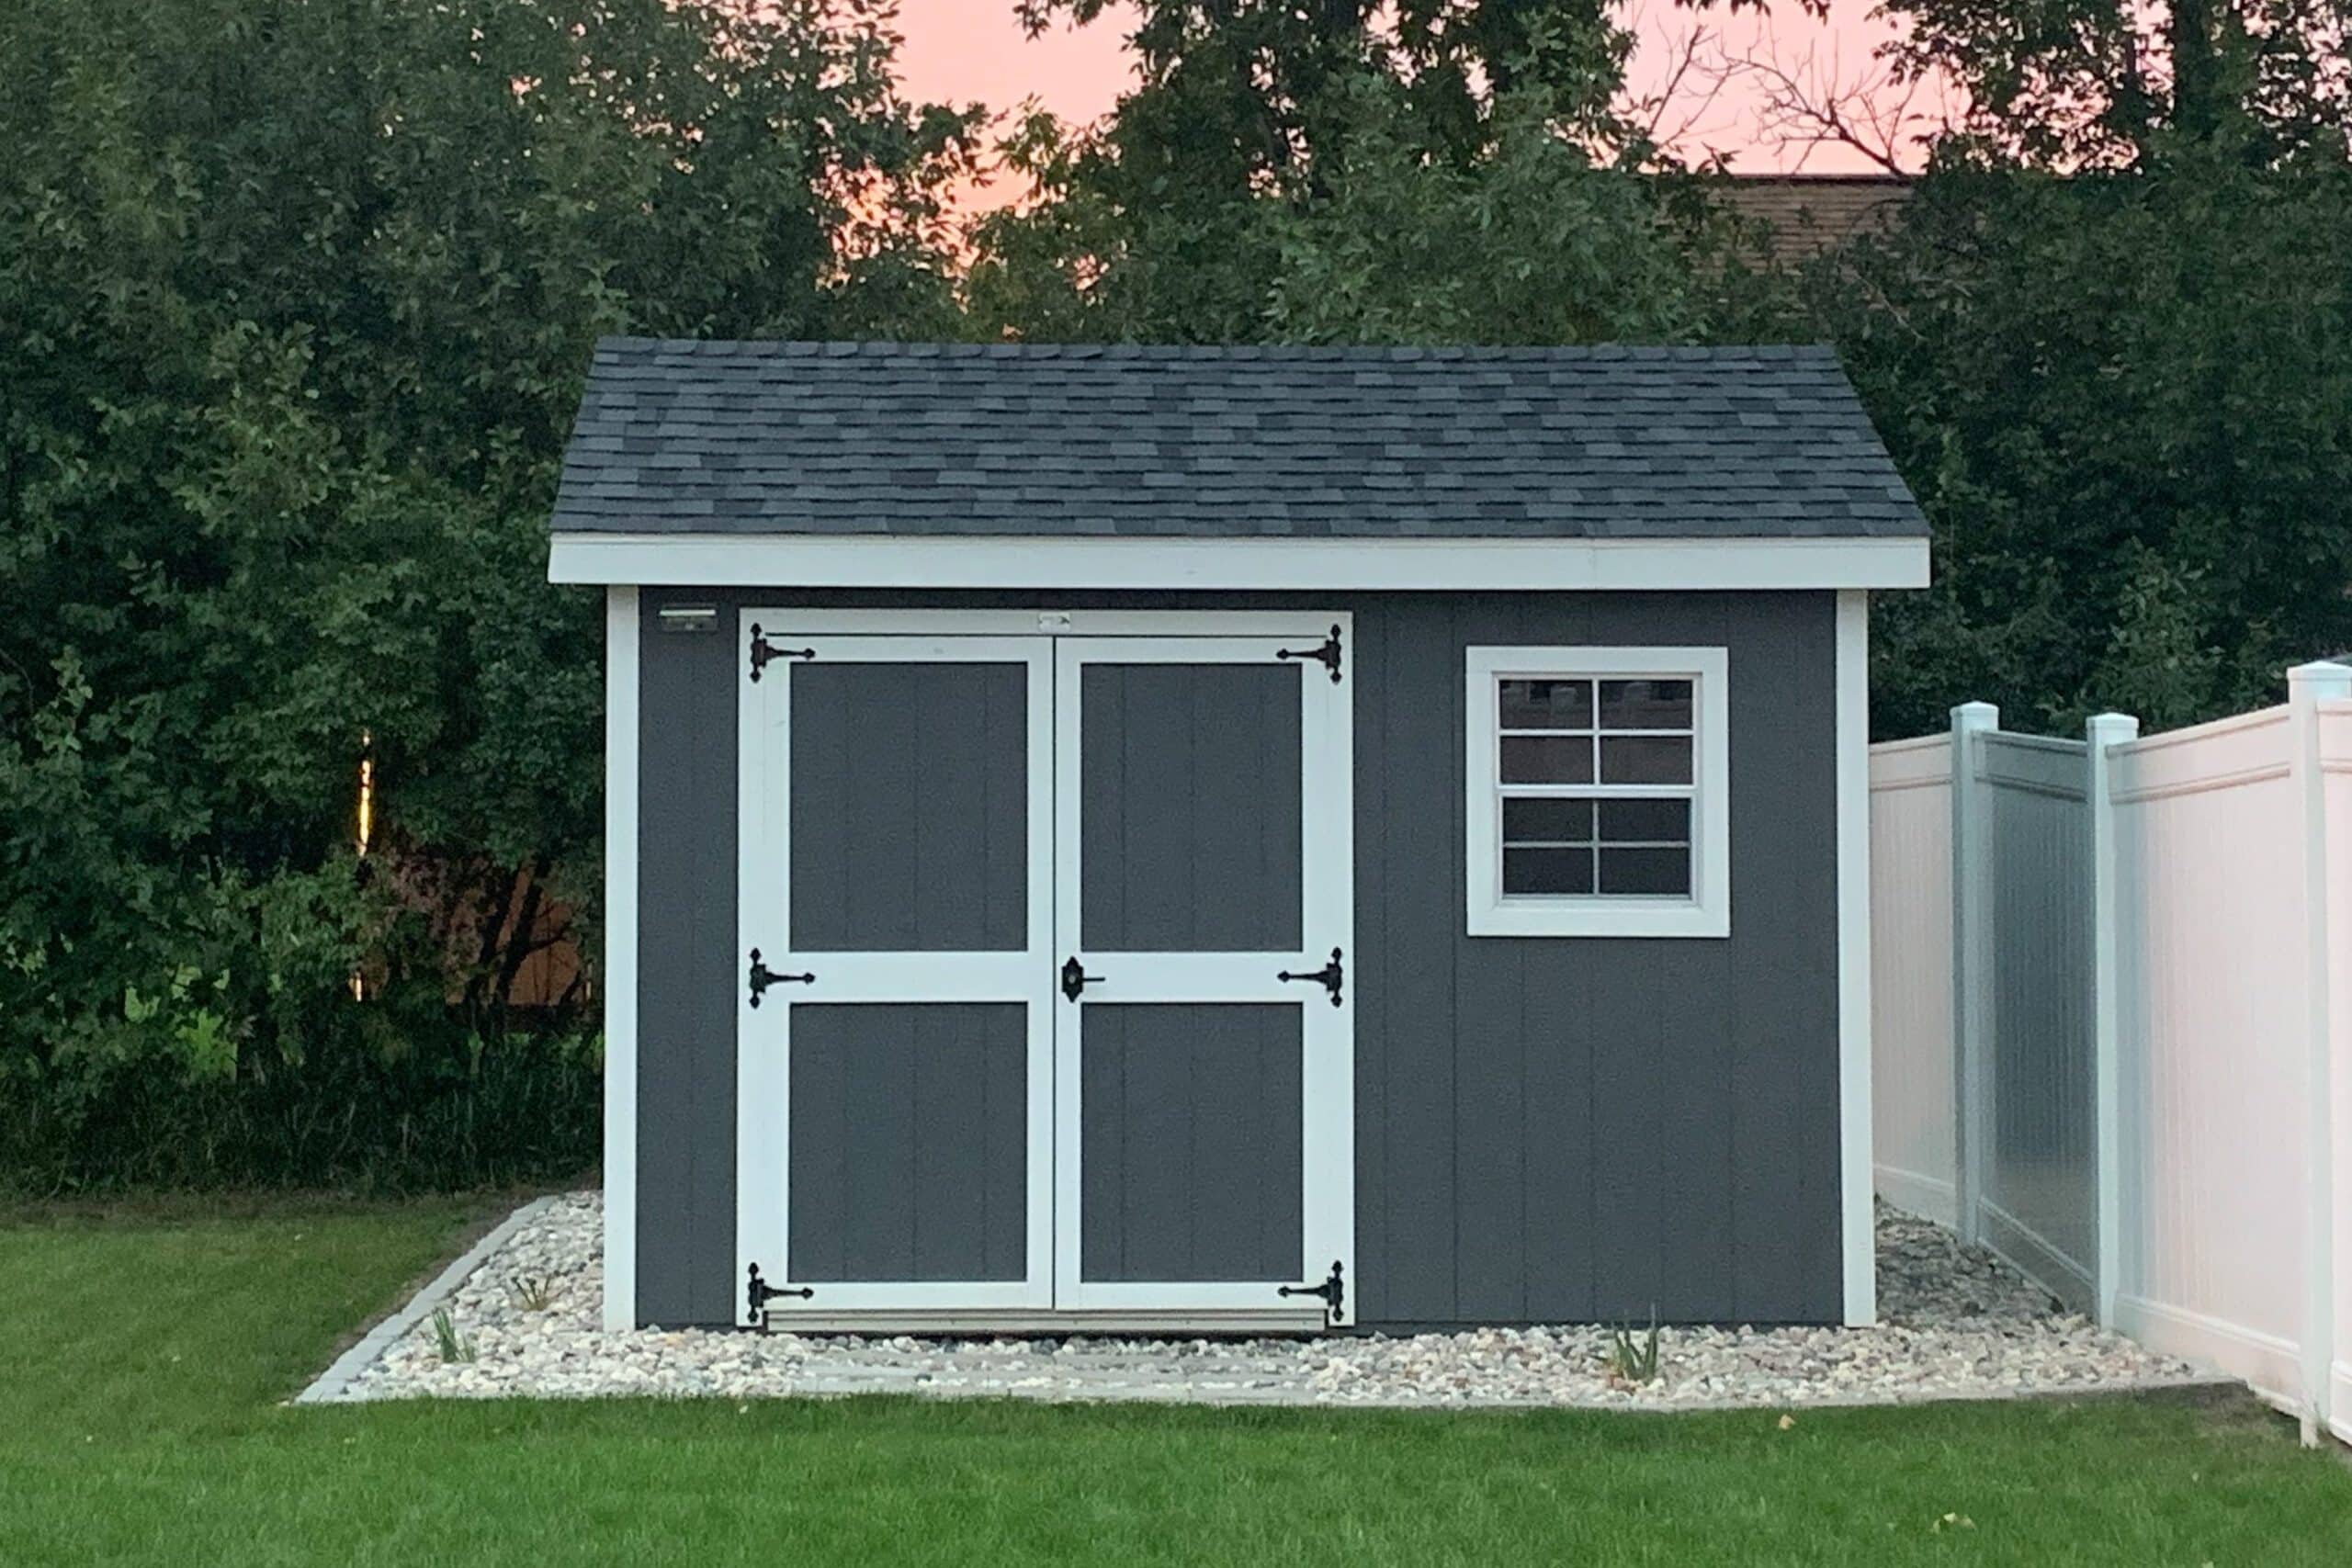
[430,1307,477,1364]
[507,1275,560,1313]
[1604,1311,1661,1387]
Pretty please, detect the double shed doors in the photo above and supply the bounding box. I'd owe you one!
[736,612,1353,1325]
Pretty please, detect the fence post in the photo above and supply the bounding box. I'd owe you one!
[2290,661,2352,1446]
[1950,701,1999,1245]
[2086,712,2139,1329]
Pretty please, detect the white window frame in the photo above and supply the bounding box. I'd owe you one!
[1464,645,1731,939]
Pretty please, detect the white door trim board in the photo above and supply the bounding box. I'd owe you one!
[602,587,639,1332]
[739,609,1345,638]
[551,532,1930,592]
[1835,590,1878,1325]
[735,630,1058,1319]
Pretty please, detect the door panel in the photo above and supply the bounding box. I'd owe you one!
[1080,663,1302,953]
[789,1004,1028,1283]
[1054,634,1354,1316]
[1080,1004,1304,1283]
[738,633,1055,1317]
[789,661,1028,953]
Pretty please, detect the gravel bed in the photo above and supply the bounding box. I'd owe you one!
[322,1191,2210,1409]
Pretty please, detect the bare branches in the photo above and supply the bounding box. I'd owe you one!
[1614,2,1954,174]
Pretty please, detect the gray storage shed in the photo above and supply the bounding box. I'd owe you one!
[548,339,1930,1335]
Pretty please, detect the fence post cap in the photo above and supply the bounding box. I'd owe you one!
[2086,711,2141,742]
[1951,700,2000,728]
[2285,659,2352,696]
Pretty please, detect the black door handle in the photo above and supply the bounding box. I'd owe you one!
[1278,948,1344,1007]
[1060,955,1103,1002]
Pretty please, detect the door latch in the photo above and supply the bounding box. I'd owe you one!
[746,1262,812,1331]
[1275,625,1343,683]
[1278,948,1344,1007]
[1279,1260,1346,1326]
[1060,955,1103,1002]
[747,949,814,1007]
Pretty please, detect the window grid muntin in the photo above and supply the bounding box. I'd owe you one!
[1492,672,1700,902]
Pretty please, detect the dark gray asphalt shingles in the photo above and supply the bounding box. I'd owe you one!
[550,340,1928,540]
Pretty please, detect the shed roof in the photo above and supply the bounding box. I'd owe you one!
[551,339,1927,542]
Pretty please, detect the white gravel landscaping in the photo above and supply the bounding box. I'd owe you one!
[310,1191,2215,1409]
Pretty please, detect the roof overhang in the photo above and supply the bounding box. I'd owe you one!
[548,532,1930,592]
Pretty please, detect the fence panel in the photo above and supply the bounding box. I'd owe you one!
[2323,699,2352,1442]
[2109,707,2312,1405]
[1868,735,1958,1224]
[1976,732,2098,1309]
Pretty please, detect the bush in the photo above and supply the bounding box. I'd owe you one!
[0,0,973,1190]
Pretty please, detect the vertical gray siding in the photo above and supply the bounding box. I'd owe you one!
[1080,1004,1306,1282]
[787,1003,1028,1282]
[634,594,740,1327]
[632,588,1845,1328]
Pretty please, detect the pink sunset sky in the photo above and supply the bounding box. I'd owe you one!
[889,1,1946,205]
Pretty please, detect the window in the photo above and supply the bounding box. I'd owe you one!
[1465,647,1729,938]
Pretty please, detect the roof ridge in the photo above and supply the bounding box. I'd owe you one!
[593,335,1841,362]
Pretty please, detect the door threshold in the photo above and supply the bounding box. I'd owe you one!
[752,1307,1330,1338]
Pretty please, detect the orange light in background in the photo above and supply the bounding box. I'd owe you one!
[353,730,374,1000]
[356,730,375,858]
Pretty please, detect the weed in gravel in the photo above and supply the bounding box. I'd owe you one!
[431,1307,477,1364]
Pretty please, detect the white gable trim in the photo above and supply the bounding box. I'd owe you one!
[548,533,1930,592]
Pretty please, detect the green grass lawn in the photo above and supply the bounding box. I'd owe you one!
[2,1200,2346,1566]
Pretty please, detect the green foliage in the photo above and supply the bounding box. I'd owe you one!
[968,26,1784,345]
[1821,151,2352,737]
[0,0,976,1189]
[1604,1314,1662,1386]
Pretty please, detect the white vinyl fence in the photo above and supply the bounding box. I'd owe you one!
[1870,660,2352,1445]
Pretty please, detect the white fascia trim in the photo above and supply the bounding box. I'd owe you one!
[548,533,1931,592]
[1835,589,1877,1326]
[601,587,640,1332]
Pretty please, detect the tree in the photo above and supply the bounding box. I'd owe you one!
[0,0,977,1185]
[967,10,1779,343]
[1883,0,2352,167]
[1815,153,2352,736]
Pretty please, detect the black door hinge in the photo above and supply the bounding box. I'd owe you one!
[1060,955,1103,1002]
[748,948,814,1007]
[746,1262,812,1331]
[1277,947,1344,1007]
[1280,1259,1346,1327]
[1276,624,1343,683]
[748,624,815,682]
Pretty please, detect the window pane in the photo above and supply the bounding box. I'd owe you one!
[1599,679,1692,731]
[1501,736,1593,784]
[1502,797,1593,845]
[1599,735,1692,784]
[1599,846,1690,896]
[1504,847,1594,895]
[1498,678,1592,730]
[1597,798,1690,844]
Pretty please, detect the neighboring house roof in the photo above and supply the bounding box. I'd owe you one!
[551,340,1928,543]
[1713,175,1912,265]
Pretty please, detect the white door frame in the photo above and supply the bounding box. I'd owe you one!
[1051,631,1355,1314]
[734,608,1354,1327]
[735,631,1057,1316]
